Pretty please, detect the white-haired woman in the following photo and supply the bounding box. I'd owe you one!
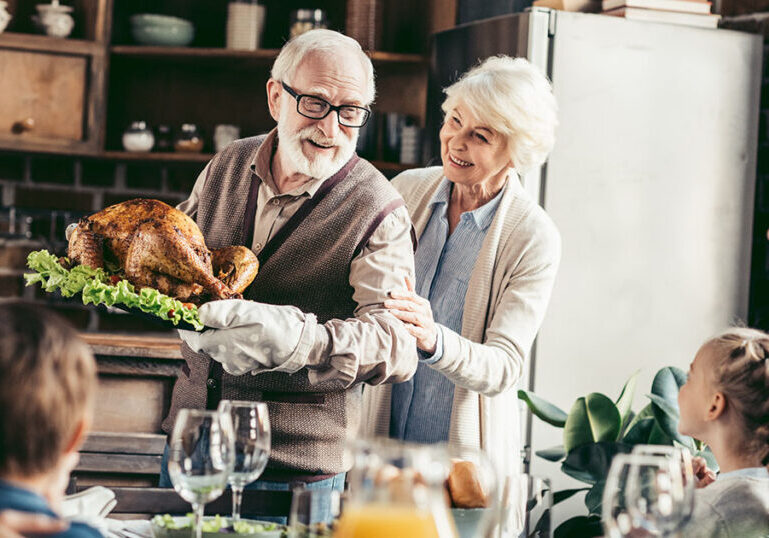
[362,56,561,479]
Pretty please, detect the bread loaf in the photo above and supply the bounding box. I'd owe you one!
[447,460,488,508]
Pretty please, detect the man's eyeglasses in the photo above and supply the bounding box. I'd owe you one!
[282,82,371,128]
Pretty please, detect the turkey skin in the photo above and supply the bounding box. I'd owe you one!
[67,199,258,302]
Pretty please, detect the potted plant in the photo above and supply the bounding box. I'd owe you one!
[518,366,716,537]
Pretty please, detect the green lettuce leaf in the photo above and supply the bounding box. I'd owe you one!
[25,249,203,331]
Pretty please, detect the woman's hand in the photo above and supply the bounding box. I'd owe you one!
[692,456,716,488]
[385,276,438,355]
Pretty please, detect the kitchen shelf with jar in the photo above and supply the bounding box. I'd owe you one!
[98,150,416,175]
[109,44,426,65]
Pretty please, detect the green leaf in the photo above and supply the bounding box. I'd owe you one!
[518,390,568,427]
[651,366,687,401]
[584,480,605,516]
[647,421,673,445]
[561,442,631,485]
[647,393,696,450]
[536,445,566,462]
[554,515,603,538]
[625,403,654,432]
[615,370,639,427]
[563,393,622,452]
[553,488,590,505]
[621,417,655,445]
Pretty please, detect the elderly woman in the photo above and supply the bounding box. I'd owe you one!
[361,56,560,477]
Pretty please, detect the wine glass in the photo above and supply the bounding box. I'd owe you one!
[602,454,654,538]
[631,445,695,530]
[167,409,235,538]
[625,454,687,537]
[217,400,271,523]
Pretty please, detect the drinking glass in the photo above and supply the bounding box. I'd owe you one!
[625,454,687,537]
[602,454,653,538]
[289,487,341,538]
[167,409,235,538]
[631,445,695,530]
[218,400,271,523]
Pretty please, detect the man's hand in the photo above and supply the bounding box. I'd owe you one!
[692,456,716,488]
[0,511,67,538]
[178,299,313,375]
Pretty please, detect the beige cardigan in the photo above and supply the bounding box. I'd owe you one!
[361,166,561,476]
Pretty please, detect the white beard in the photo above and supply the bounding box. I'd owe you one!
[277,109,359,180]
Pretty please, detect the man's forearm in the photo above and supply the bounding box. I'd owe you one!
[304,308,418,388]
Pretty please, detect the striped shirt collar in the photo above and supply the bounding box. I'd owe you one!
[431,176,508,231]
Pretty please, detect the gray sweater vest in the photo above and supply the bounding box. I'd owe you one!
[163,135,404,476]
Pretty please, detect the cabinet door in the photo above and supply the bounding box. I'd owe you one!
[0,48,87,146]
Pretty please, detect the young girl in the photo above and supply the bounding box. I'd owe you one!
[677,327,769,537]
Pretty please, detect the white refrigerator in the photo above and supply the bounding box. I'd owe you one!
[427,9,762,523]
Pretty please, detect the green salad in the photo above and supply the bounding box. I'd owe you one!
[24,249,204,331]
[152,514,281,534]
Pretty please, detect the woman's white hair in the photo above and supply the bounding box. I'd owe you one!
[442,55,558,174]
[271,29,376,105]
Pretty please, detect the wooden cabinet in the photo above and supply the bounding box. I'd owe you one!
[0,0,110,154]
[0,0,458,169]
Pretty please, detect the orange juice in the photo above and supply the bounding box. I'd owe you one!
[334,504,457,538]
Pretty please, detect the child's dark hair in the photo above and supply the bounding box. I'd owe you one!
[0,302,96,477]
[706,328,769,468]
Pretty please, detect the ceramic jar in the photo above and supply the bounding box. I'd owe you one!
[122,121,155,152]
[0,2,12,34]
[174,123,204,153]
[33,3,75,38]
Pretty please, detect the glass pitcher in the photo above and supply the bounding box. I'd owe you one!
[336,439,496,538]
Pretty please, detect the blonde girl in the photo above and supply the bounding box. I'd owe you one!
[677,327,769,537]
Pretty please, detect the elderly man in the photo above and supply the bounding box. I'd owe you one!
[159,29,417,502]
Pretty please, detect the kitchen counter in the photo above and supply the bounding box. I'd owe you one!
[75,333,184,488]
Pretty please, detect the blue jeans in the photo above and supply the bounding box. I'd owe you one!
[159,444,345,524]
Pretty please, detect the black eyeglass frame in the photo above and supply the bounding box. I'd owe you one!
[281,82,371,128]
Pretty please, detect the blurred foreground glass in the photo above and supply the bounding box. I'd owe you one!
[289,487,341,538]
[626,454,688,537]
[602,454,686,538]
[218,400,271,523]
[337,440,497,538]
[631,444,695,530]
[168,409,235,538]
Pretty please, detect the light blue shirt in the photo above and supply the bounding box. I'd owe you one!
[390,178,505,443]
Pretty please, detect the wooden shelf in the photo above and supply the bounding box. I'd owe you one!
[100,151,213,163]
[0,32,102,55]
[110,45,426,64]
[99,152,418,173]
[370,160,419,173]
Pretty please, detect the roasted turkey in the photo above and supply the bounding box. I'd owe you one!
[67,199,259,302]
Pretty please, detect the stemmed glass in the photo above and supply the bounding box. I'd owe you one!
[604,453,687,537]
[167,409,235,538]
[631,444,695,530]
[603,454,646,538]
[625,454,687,537]
[218,400,271,523]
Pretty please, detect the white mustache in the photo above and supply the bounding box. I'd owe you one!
[299,127,338,148]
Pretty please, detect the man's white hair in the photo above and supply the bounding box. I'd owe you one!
[442,55,558,174]
[271,29,375,105]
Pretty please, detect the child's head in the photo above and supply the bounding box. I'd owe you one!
[0,302,96,480]
[678,327,769,467]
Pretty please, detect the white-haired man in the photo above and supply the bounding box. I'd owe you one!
[160,29,417,512]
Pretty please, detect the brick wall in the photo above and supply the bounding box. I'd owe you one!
[0,151,204,333]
